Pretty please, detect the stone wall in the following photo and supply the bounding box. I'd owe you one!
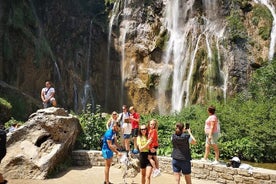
[72,150,276,184]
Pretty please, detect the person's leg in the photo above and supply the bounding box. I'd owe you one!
[174,172,181,184]
[153,155,159,169]
[148,154,156,169]
[120,130,125,150]
[104,158,112,184]
[141,168,146,184]
[213,144,219,161]
[133,136,138,150]
[203,143,210,160]
[125,138,130,153]
[145,166,152,184]
[184,174,192,184]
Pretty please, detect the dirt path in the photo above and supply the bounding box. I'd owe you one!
[7,166,217,184]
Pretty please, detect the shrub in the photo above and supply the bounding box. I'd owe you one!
[76,104,107,150]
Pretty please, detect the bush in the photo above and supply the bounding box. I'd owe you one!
[76,104,107,150]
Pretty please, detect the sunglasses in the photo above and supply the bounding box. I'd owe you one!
[141,128,147,131]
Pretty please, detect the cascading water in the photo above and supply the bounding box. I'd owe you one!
[119,0,132,105]
[105,0,121,109]
[254,0,276,61]
[159,0,228,114]
[80,20,95,110]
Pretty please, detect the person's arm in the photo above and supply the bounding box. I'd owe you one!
[107,139,120,155]
[114,135,121,149]
[47,87,55,101]
[130,113,140,123]
[187,129,197,145]
[106,119,111,129]
[137,137,151,152]
[41,89,45,102]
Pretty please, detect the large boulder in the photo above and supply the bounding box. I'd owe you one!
[0,107,81,179]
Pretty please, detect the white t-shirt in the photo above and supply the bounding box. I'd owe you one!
[120,112,131,134]
[122,122,132,135]
[42,87,55,100]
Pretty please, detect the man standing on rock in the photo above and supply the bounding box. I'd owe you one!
[102,122,122,184]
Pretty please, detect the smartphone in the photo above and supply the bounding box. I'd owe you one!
[185,123,190,129]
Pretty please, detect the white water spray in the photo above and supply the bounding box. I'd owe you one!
[159,0,227,113]
[254,0,276,60]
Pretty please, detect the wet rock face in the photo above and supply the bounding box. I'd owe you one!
[0,107,81,179]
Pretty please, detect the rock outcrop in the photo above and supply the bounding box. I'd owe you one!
[0,107,81,179]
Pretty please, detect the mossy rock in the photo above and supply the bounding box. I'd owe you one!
[0,97,12,124]
[0,81,41,121]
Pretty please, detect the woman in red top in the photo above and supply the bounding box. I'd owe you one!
[147,119,161,177]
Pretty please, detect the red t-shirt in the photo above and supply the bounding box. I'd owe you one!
[148,129,158,149]
[130,112,140,129]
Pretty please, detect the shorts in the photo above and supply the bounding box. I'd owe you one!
[139,152,151,169]
[131,128,139,137]
[148,146,158,156]
[172,158,191,174]
[205,132,219,145]
[123,134,131,139]
[102,149,113,159]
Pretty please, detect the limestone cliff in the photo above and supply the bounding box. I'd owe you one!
[0,0,275,116]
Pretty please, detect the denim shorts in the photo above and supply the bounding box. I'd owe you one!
[205,132,219,144]
[123,134,131,139]
[172,158,191,174]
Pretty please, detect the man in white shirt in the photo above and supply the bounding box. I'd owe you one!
[41,80,57,108]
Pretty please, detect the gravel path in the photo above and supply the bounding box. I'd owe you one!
[7,166,217,184]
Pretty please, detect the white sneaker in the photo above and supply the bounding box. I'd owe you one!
[152,169,161,177]
[200,158,209,162]
[211,160,220,165]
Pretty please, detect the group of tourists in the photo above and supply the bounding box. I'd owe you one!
[39,81,220,184]
[101,105,221,184]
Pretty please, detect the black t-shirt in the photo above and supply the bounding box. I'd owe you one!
[171,133,191,161]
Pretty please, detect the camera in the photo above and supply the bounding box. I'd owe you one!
[185,123,190,129]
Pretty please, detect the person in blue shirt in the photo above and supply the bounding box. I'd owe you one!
[102,122,122,184]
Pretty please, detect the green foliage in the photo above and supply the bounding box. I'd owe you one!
[252,5,273,40]
[249,60,276,99]
[0,97,12,109]
[4,117,24,129]
[226,10,247,43]
[142,93,276,162]
[76,104,107,150]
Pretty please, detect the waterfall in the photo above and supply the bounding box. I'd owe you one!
[254,0,276,61]
[105,0,121,109]
[81,20,95,111]
[159,0,227,113]
[119,0,132,106]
